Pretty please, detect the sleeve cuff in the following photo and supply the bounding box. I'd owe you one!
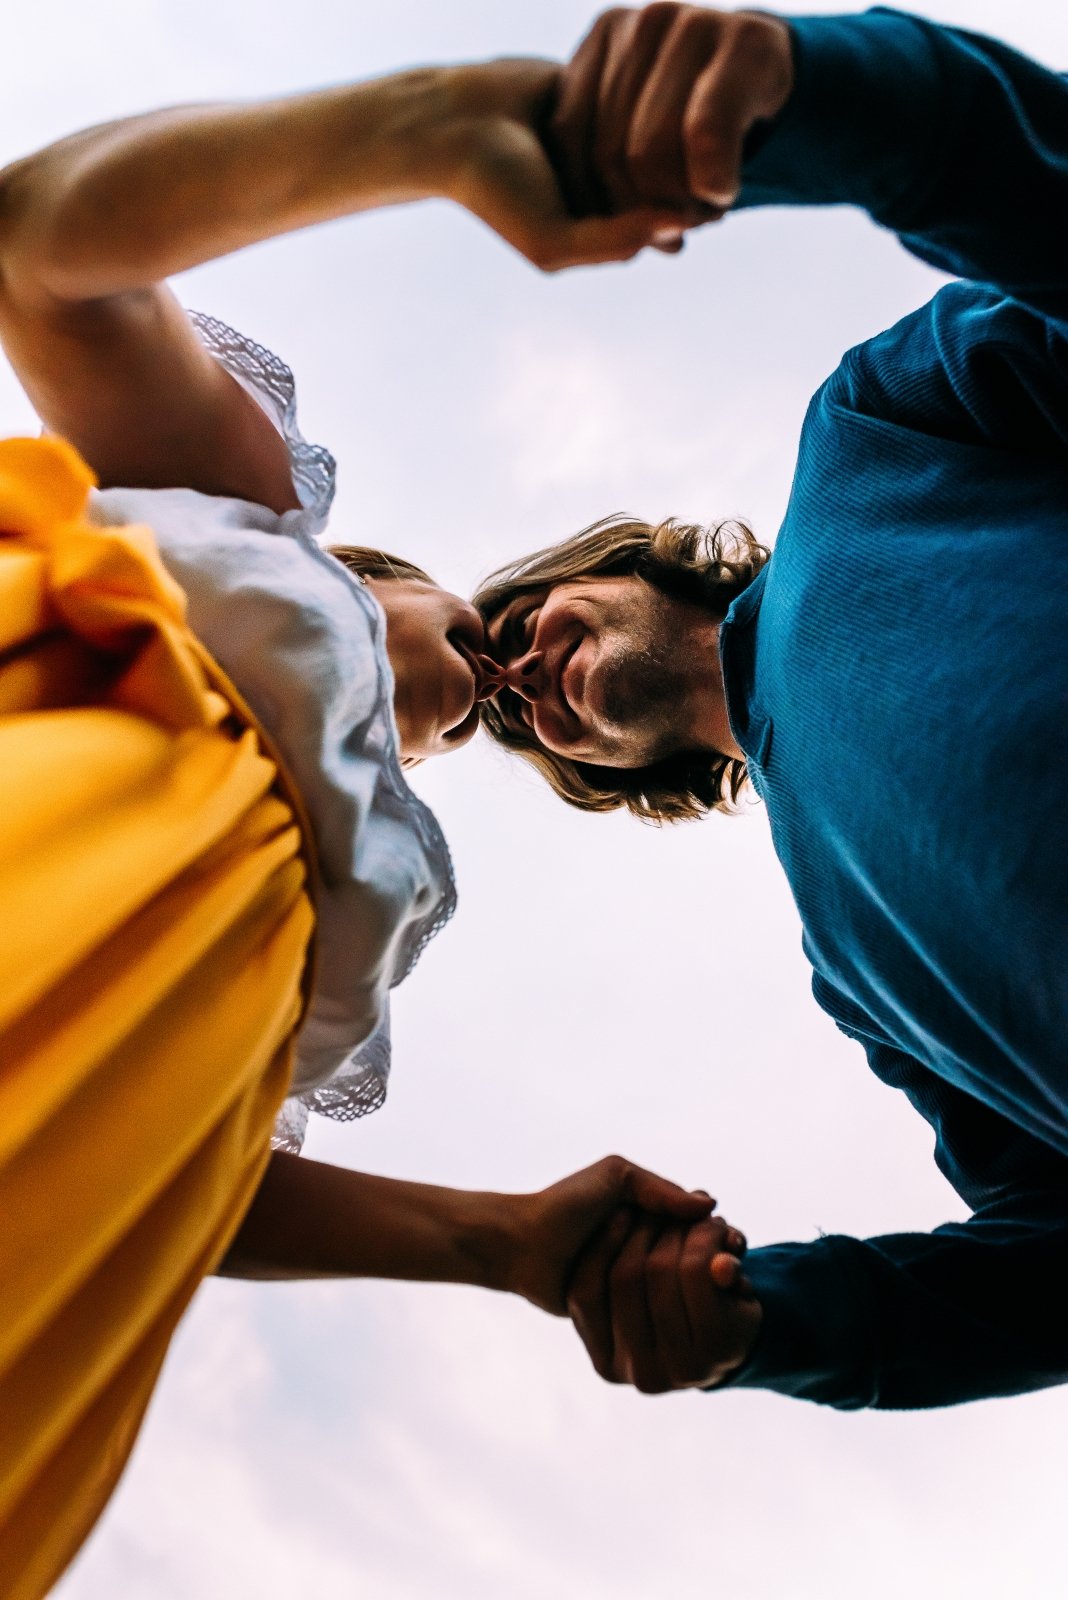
[711,1238,877,1408]
[738,9,945,221]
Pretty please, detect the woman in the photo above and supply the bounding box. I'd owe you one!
[0,49,731,1600]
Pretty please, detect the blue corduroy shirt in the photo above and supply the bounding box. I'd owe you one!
[716,9,1068,1408]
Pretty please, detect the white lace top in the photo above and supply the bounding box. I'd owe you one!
[87,312,456,1153]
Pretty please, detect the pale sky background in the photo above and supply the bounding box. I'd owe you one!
[3,2,1067,1596]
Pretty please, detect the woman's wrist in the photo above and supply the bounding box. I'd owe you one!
[449,1187,531,1296]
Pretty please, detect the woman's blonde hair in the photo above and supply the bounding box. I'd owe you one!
[327,545,435,586]
[472,514,769,824]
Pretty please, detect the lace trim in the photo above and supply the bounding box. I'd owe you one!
[294,539,460,991]
[273,1016,392,1155]
[190,310,337,519]
[188,310,457,1150]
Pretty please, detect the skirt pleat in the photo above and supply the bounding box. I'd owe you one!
[0,437,318,1598]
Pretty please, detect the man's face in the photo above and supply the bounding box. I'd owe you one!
[485,575,715,768]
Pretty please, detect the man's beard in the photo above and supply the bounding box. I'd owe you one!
[595,625,693,761]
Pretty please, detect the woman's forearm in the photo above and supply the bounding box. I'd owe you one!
[217,1151,520,1289]
[0,70,460,301]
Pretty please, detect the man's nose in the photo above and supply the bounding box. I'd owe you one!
[500,648,544,704]
[473,653,506,703]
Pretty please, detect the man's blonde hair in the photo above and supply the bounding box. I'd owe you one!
[473,514,769,823]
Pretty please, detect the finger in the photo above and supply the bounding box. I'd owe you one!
[566,1206,633,1381]
[624,5,722,206]
[590,3,679,211]
[515,206,695,271]
[684,19,789,206]
[677,1217,727,1335]
[642,1224,692,1384]
[650,233,685,254]
[725,1226,747,1257]
[620,1163,716,1221]
[548,12,615,214]
[608,1218,660,1386]
[711,1251,746,1291]
[699,1292,763,1388]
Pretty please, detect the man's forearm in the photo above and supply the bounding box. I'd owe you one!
[217,1150,520,1288]
[726,1203,1068,1409]
[0,70,462,302]
[737,10,1068,324]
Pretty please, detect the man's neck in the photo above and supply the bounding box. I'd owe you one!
[682,619,744,762]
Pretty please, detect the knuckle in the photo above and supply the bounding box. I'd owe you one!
[635,2,679,41]
[730,13,775,54]
[601,7,636,35]
[725,14,780,81]
[674,6,720,47]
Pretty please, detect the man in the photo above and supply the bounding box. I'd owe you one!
[477,5,1068,1408]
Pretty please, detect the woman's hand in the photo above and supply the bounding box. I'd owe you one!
[437,59,695,270]
[501,1154,738,1314]
[567,1209,762,1390]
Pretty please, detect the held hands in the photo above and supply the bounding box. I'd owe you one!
[549,6,794,218]
[567,1207,763,1391]
[438,59,695,270]
[505,1154,718,1313]
[438,7,793,269]
[504,1156,761,1391]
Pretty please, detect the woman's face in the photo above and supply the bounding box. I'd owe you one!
[365,578,501,763]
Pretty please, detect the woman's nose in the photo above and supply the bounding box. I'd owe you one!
[500,648,544,704]
[473,653,506,702]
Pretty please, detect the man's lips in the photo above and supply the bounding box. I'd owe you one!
[540,632,581,727]
[558,638,583,716]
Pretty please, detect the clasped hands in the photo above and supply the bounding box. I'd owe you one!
[508,1155,761,1393]
[443,4,794,270]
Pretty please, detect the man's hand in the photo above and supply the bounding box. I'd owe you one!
[567,1210,762,1390]
[549,5,794,219]
[439,58,693,270]
[503,1155,725,1314]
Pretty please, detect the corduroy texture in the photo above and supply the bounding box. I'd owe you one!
[0,437,316,1598]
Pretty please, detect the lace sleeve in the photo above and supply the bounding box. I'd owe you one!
[271,1010,394,1155]
[189,310,337,522]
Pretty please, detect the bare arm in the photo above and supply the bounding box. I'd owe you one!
[0,63,685,507]
[217,1150,719,1317]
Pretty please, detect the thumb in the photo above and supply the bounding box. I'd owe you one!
[531,207,694,270]
[684,54,754,208]
[620,1164,716,1220]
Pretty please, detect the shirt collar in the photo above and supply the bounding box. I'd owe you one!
[718,565,770,764]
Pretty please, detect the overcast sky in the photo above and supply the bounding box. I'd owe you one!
[3,2,1067,1597]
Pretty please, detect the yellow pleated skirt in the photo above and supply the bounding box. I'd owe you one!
[0,437,317,1598]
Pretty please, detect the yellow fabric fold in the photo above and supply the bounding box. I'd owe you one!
[0,438,318,1599]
